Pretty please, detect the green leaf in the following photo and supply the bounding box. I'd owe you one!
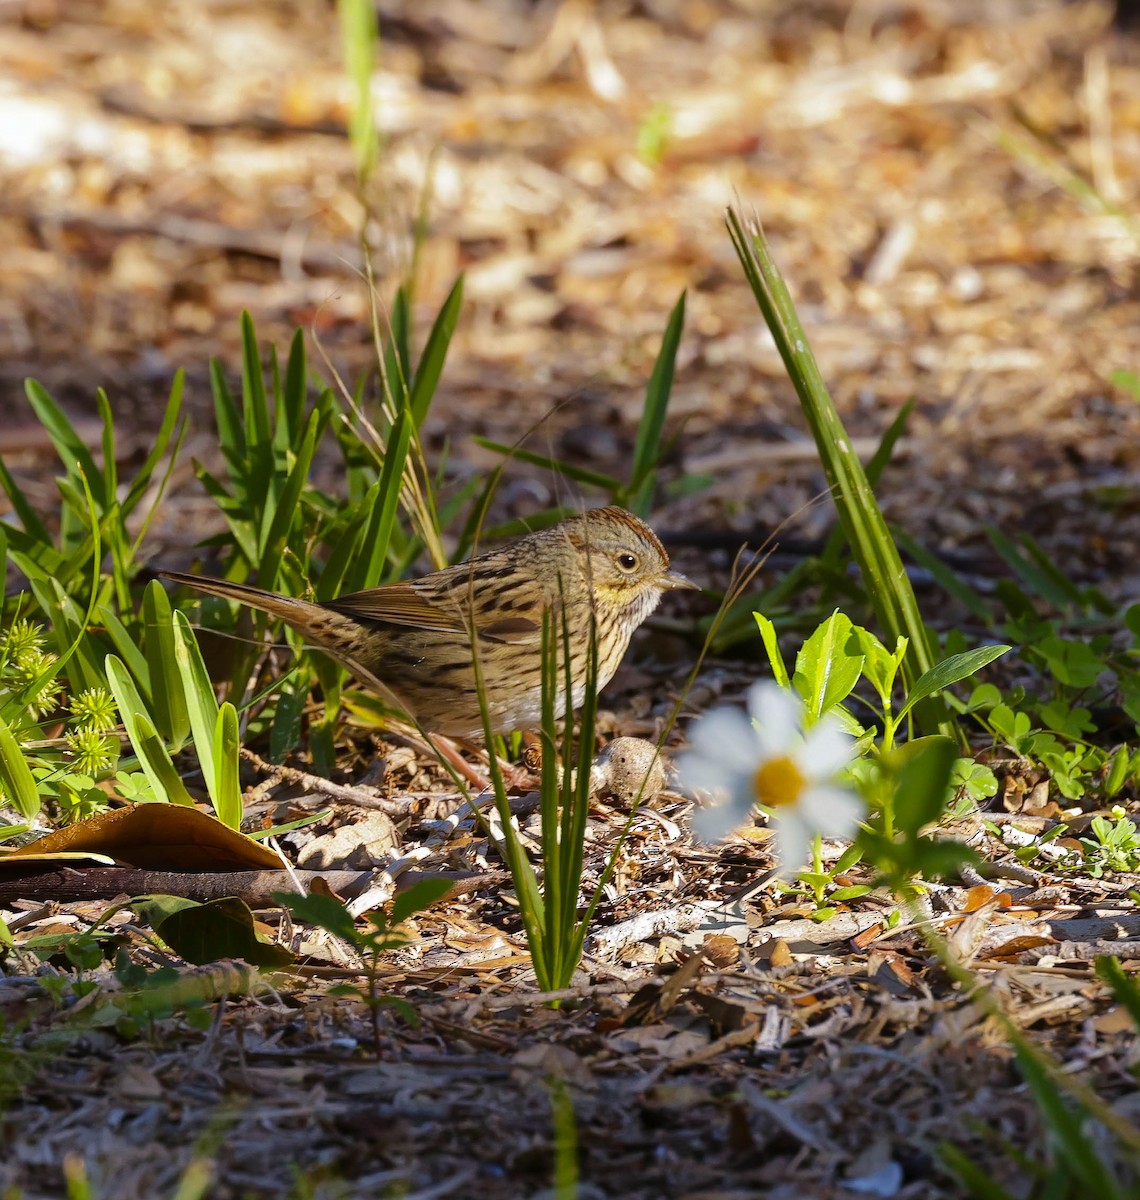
[854,626,907,706]
[172,612,220,792]
[0,713,41,819]
[939,1144,1020,1200]
[1095,956,1140,1030]
[891,736,958,838]
[753,612,790,687]
[138,894,294,967]
[0,452,51,547]
[383,286,412,404]
[105,654,195,805]
[275,890,361,945]
[897,645,1011,721]
[209,359,246,481]
[410,276,464,427]
[142,580,190,749]
[24,379,105,508]
[628,290,685,515]
[279,329,307,448]
[1106,747,1130,798]
[389,876,453,928]
[212,703,243,829]
[338,0,378,179]
[121,371,186,522]
[357,406,413,589]
[95,604,150,693]
[258,404,326,581]
[792,611,864,719]
[240,310,273,480]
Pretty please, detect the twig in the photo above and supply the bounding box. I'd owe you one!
[240,748,459,815]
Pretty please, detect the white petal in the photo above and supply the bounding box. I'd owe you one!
[675,751,744,800]
[692,781,756,842]
[688,705,760,774]
[771,811,811,879]
[747,682,803,757]
[798,785,864,838]
[798,717,854,780]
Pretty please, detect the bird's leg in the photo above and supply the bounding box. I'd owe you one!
[427,733,495,790]
[448,737,539,792]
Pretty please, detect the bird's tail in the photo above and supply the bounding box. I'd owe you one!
[159,571,330,631]
[159,570,411,716]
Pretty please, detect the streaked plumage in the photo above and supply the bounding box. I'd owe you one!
[162,506,695,739]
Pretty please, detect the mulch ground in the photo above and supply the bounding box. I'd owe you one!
[3,1,1140,1196]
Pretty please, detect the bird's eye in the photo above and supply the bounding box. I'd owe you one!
[616,552,639,572]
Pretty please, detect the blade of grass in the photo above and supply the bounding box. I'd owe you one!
[212,702,243,829]
[0,453,51,547]
[105,656,194,806]
[142,580,190,750]
[24,380,105,509]
[338,0,378,182]
[472,438,621,492]
[410,277,464,428]
[258,405,326,584]
[0,713,41,819]
[726,205,950,736]
[626,290,685,516]
[892,527,995,623]
[173,611,221,794]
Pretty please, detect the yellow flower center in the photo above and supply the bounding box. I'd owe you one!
[753,755,806,809]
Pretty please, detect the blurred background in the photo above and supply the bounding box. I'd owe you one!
[1,0,1138,582]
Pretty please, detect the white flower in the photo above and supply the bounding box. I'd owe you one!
[677,682,864,878]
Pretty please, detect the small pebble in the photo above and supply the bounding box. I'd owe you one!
[590,736,667,804]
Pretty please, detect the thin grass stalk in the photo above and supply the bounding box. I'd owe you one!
[725,205,951,737]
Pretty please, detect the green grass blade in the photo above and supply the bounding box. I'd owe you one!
[121,370,185,520]
[1011,1039,1123,1199]
[24,379,105,508]
[472,438,621,492]
[338,0,378,181]
[194,467,259,565]
[410,276,464,428]
[142,580,190,750]
[986,526,1079,611]
[0,713,41,819]
[105,655,194,806]
[383,287,412,405]
[96,389,118,512]
[726,205,949,735]
[240,311,272,470]
[173,611,220,792]
[891,527,995,622]
[280,329,307,447]
[627,290,685,515]
[210,358,247,480]
[258,405,326,580]
[356,406,413,589]
[1095,956,1140,1029]
[0,452,51,547]
[818,397,914,579]
[212,703,243,828]
[938,1145,1019,1200]
[95,604,150,693]
[269,674,308,763]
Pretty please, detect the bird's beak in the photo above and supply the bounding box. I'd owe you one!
[662,570,700,591]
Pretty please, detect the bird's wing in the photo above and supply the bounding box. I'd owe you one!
[325,575,542,645]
